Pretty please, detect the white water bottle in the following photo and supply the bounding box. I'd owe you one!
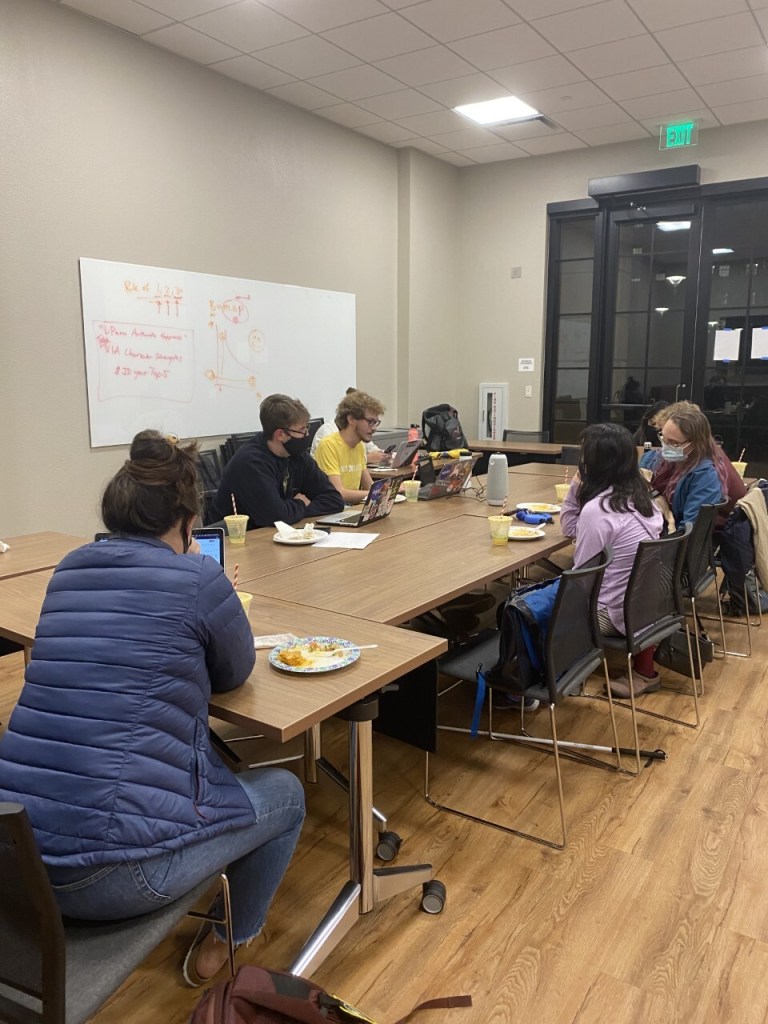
[486,453,508,506]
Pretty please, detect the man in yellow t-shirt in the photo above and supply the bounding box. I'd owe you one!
[314,390,385,504]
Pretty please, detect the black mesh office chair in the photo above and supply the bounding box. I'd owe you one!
[425,549,626,850]
[558,446,581,466]
[502,429,551,443]
[230,432,257,452]
[307,417,324,444]
[0,803,233,1024]
[601,524,698,731]
[682,503,728,680]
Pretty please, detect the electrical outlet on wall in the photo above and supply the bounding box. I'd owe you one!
[524,385,533,398]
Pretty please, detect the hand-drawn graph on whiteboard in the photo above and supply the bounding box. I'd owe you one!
[80,258,355,447]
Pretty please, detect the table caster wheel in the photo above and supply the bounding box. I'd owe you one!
[376,830,402,862]
[421,879,446,914]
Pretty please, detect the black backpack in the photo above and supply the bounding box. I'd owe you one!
[421,404,468,451]
[484,579,560,696]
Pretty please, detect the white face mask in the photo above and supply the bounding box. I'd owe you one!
[660,445,686,462]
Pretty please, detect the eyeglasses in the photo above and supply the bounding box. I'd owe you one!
[658,432,689,450]
[360,417,381,429]
[283,426,309,438]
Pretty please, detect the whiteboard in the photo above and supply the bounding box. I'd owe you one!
[79,258,356,448]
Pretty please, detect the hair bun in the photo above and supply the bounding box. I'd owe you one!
[129,429,173,464]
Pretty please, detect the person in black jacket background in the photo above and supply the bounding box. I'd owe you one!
[214,394,344,527]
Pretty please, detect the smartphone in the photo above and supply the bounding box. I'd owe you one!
[94,528,225,567]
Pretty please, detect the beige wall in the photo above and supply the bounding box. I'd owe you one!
[456,122,768,432]
[0,0,401,537]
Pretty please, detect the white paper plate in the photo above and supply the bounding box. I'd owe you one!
[508,526,546,541]
[515,503,561,514]
[272,531,327,545]
[269,636,360,673]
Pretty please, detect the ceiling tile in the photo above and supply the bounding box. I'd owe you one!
[211,54,295,89]
[573,122,651,145]
[356,121,421,142]
[447,24,555,69]
[399,0,520,43]
[437,152,477,166]
[677,46,768,86]
[748,0,768,7]
[655,13,761,61]
[188,1,309,52]
[754,7,768,27]
[380,0,429,8]
[143,24,241,64]
[140,0,236,17]
[374,46,476,87]
[61,0,172,33]
[315,103,383,127]
[712,96,768,122]
[254,36,361,77]
[489,54,585,95]
[357,89,443,118]
[492,118,565,141]
[322,13,434,61]
[458,141,528,162]
[520,80,612,114]
[516,133,588,154]
[567,34,669,79]
[554,102,633,130]
[625,0,750,32]
[429,126,509,149]
[265,80,341,109]
[621,88,710,118]
[308,64,403,100]
[596,64,689,101]
[394,108,471,134]
[256,0,389,32]
[405,138,452,155]
[698,74,768,106]
[511,0,615,17]
[419,72,512,107]
[532,1,647,53]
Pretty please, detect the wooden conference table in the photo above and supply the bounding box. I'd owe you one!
[0,531,87,581]
[468,438,563,458]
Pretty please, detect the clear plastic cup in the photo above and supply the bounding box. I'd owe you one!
[224,514,249,545]
[554,482,569,503]
[236,591,252,616]
[732,461,747,478]
[402,480,420,503]
[488,515,510,545]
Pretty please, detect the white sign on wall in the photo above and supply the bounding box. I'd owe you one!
[518,358,535,372]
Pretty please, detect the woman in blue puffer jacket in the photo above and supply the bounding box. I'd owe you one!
[0,431,304,986]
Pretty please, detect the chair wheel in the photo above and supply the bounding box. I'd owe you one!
[375,830,402,862]
[421,879,446,914]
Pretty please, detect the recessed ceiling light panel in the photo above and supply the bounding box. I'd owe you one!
[656,221,691,232]
[453,96,540,126]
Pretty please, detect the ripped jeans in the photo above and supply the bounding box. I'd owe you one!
[45,767,305,946]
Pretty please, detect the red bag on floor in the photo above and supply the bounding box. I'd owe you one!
[190,965,470,1024]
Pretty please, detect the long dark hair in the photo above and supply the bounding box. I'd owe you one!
[633,400,668,446]
[101,430,200,536]
[577,423,654,517]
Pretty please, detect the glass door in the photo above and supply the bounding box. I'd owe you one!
[697,196,768,476]
[599,207,700,437]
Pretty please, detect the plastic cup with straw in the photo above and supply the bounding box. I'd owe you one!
[555,468,570,504]
[224,493,248,545]
[733,448,747,478]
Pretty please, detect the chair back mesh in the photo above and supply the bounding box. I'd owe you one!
[683,503,726,598]
[502,429,550,442]
[0,803,65,1022]
[198,449,222,493]
[623,525,690,652]
[230,433,257,451]
[543,548,611,701]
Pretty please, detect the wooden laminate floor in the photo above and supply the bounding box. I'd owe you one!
[1,598,767,1024]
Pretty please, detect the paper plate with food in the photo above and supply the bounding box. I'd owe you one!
[508,526,546,541]
[515,502,561,514]
[272,522,328,545]
[269,636,361,673]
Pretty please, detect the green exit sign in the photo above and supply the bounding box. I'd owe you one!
[660,121,698,150]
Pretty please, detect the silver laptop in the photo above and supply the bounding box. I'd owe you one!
[316,477,401,527]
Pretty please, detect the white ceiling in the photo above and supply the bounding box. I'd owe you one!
[51,0,768,166]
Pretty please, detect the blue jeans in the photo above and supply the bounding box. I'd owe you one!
[46,767,305,946]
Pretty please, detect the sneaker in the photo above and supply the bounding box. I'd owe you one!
[608,672,661,699]
[492,691,540,711]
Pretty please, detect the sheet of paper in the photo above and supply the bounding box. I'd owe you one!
[713,328,741,362]
[751,326,768,360]
[319,532,379,549]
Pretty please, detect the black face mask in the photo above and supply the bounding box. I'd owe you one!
[282,434,311,456]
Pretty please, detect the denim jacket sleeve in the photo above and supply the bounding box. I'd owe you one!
[673,460,723,527]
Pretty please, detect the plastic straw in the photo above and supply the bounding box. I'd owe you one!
[231,493,238,515]
[738,448,746,462]
[233,563,239,590]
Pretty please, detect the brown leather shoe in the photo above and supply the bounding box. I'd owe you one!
[608,672,661,699]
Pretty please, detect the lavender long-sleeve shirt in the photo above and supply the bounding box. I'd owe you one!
[561,483,663,634]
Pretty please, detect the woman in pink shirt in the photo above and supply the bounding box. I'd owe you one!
[561,423,663,697]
